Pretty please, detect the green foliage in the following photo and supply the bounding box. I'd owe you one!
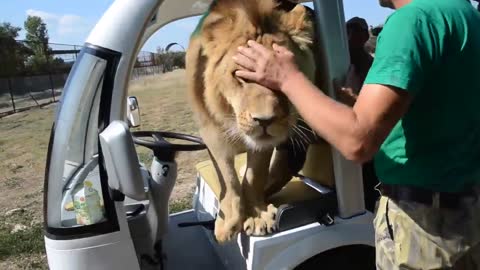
[24,16,49,48]
[0,22,32,77]
[155,47,186,72]
[0,16,73,77]
[169,197,192,213]
[0,224,45,260]
[171,51,186,69]
[0,212,45,260]
[24,16,52,73]
[0,22,21,38]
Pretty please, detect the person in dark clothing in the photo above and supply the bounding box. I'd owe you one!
[346,17,374,91]
[338,17,374,105]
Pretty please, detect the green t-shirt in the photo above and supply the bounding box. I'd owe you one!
[364,0,480,192]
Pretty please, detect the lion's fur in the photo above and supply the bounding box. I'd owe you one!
[186,0,317,242]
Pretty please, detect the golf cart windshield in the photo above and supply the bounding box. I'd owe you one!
[45,46,122,237]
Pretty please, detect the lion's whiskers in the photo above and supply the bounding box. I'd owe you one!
[293,125,310,144]
[223,126,243,144]
[292,126,308,152]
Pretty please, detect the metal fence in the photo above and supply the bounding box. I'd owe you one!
[0,41,166,117]
[0,41,80,116]
[131,50,164,80]
[0,74,67,115]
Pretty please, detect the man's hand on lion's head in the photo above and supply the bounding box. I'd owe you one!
[233,40,302,93]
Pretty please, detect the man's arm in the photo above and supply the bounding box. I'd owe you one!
[281,71,411,163]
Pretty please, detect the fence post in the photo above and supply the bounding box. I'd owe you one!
[74,45,79,60]
[29,92,40,106]
[48,72,55,102]
[44,42,56,102]
[7,77,16,113]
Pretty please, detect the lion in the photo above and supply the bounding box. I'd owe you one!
[186,0,317,243]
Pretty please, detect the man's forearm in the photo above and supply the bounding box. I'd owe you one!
[282,72,373,162]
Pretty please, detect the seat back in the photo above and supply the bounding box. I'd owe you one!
[299,141,335,188]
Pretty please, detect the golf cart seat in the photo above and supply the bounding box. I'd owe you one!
[195,141,339,232]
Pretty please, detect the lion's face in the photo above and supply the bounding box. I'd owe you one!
[227,80,295,149]
[192,2,315,150]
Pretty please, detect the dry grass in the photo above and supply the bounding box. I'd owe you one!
[0,103,56,269]
[130,70,209,201]
[0,105,53,220]
[0,69,208,268]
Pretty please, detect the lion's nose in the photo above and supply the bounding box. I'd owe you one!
[253,116,276,128]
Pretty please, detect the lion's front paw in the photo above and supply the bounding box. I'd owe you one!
[214,195,244,243]
[214,217,236,243]
[243,204,277,236]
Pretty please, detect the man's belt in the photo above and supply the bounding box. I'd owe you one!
[378,183,476,209]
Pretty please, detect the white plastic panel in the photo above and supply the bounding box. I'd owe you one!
[99,120,146,201]
[45,203,140,270]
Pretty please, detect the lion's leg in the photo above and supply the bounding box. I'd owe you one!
[264,147,292,198]
[200,127,244,243]
[266,120,315,197]
[242,148,278,236]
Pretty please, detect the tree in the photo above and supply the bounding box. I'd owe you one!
[154,47,185,72]
[0,22,21,40]
[0,22,31,77]
[24,15,51,73]
[171,51,186,69]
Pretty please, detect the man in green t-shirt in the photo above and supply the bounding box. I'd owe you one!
[232,0,480,268]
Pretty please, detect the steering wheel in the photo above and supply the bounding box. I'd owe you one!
[131,131,207,160]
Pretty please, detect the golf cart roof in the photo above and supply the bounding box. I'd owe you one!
[88,0,312,56]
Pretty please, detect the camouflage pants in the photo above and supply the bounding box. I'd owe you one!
[374,186,480,270]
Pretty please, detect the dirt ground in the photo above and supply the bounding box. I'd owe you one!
[0,69,209,269]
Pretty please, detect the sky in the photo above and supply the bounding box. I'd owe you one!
[1,1,478,53]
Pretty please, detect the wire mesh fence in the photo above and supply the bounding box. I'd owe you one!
[0,40,80,116]
[0,41,171,117]
[131,50,164,80]
[0,74,66,114]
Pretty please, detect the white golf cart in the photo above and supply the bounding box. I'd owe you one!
[43,0,376,269]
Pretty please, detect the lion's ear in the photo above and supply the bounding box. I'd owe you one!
[203,12,225,29]
[278,4,314,50]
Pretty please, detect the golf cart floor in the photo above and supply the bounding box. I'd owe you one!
[163,210,226,270]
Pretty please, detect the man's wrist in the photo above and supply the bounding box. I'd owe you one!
[281,70,307,96]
